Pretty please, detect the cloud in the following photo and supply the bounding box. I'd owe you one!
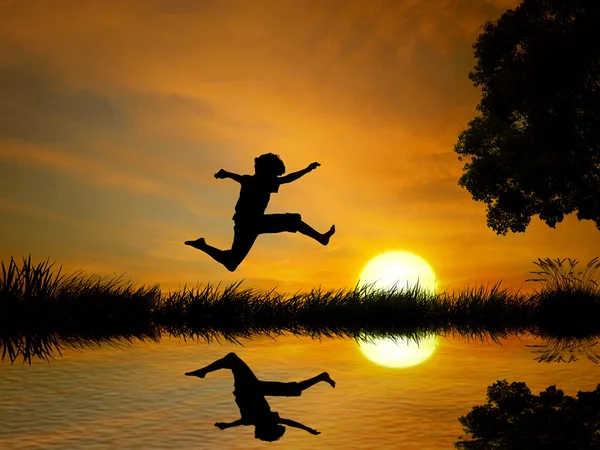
[0,196,70,224]
[0,65,127,145]
[0,140,199,208]
[0,0,516,131]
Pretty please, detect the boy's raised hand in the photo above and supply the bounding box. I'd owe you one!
[214,169,227,179]
[308,162,321,171]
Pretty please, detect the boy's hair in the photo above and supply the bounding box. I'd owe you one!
[254,424,286,442]
[254,153,285,176]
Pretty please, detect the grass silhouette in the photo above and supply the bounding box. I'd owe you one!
[1,256,599,363]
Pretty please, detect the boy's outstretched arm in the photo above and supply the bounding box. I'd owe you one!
[279,418,320,435]
[214,169,243,183]
[279,162,320,184]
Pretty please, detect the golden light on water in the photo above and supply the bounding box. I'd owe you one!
[358,335,438,368]
[357,251,438,368]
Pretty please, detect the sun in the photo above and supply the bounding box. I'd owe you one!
[357,251,438,368]
[358,251,437,294]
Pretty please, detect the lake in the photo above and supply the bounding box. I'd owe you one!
[0,334,598,449]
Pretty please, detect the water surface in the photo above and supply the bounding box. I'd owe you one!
[1,335,598,449]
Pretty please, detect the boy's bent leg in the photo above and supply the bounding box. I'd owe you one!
[261,214,335,245]
[296,373,336,391]
[260,373,335,397]
[297,222,336,246]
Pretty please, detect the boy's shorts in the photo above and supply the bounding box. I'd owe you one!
[259,381,302,397]
[227,353,302,398]
[231,213,302,258]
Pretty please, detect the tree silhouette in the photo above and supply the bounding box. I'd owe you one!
[455,380,600,449]
[455,0,600,234]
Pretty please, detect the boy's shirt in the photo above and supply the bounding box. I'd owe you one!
[233,175,280,221]
[234,388,280,425]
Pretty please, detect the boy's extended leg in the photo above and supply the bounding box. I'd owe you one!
[185,226,256,272]
[185,352,258,383]
[185,238,235,270]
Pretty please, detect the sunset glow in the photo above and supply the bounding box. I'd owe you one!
[358,335,438,368]
[1,0,599,294]
[2,2,600,447]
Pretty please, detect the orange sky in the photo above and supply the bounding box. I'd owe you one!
[1,0,599,293]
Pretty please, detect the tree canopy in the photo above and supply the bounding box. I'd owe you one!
[455,0,600,234]
[456,380,600,449]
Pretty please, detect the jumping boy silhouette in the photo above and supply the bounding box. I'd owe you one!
[185,153,335,271]
[185,352,335,442]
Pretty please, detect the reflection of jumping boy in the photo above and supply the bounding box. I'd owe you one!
[185,153,335,271]
[185,352,335,442]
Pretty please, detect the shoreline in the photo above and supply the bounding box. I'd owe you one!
[2,256,600,363]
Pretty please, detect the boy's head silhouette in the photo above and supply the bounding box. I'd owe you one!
[254,423,286,442]
[254,153,285,177]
